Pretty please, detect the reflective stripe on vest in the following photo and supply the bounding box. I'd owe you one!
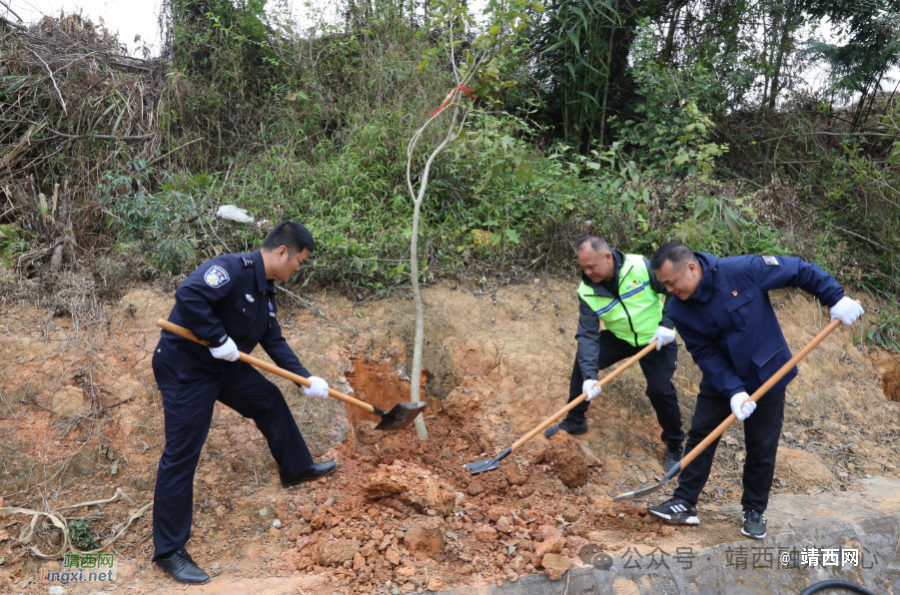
[577,254,664,347]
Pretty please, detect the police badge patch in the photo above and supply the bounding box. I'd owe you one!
[204,265,231,288]
[762,255,780,267]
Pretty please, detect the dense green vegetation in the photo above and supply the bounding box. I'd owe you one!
[1,0,898,332]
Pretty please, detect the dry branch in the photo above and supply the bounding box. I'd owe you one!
[2,15,25,30]
[26,47,67,114]
[0,0,23,22]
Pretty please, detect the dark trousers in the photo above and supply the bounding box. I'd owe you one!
[673,385,785,512]
[566,330,684,449]
[151,351,313,560]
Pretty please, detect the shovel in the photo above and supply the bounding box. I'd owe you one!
[613,315,846,502]
[156,320,427,431]
[464,340,659,475]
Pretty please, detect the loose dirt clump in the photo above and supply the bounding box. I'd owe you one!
[533,432,590,488]
[404,518,446,559]
[441,378,498,454]
[314,538,363,565]
[362,461,457,514]
[541,552,576,580]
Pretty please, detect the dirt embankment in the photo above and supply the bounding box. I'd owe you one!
[0,280,898,594]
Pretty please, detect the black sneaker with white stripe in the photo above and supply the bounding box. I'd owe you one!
[741,509,767,539]
[649,497,699,525]
[544,417,588,439]
[663,444,683,473]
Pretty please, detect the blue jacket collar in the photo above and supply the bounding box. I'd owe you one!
[690,252,718,303]
[251,250,274,294]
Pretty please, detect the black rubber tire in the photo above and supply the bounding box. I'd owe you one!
[798,580,876,595]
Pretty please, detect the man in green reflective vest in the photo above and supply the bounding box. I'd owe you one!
[545,236,685,471]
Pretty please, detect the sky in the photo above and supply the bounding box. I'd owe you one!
[5,0,165,55]
[2,0,358,55]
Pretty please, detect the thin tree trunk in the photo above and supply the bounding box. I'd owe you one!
[661,8,679,63]
[862,71,884,129]
[768,0,796,110]
[851,85,871,132]
[408,108,462,440]
[760,11,772,107]
[598,16,617,147]
[409,197,428,440]
[882,77,900,115]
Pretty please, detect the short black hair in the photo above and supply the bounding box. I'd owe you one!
[577,235,610,253]
[263,221,315,254]
[650,242,697,271]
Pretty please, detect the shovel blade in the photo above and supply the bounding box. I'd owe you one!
[612,464,680,502]
[612,480,668,502]
[463,447,511,475]
[464,457,500,475]
[373,402,428,431]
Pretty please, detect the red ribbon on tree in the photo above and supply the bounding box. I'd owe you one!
[430,85,478,118]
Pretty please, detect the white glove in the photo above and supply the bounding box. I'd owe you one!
[303,376,329,399]
[582,379,602,401]
[651,326,676,350]
[209,337,240,362]
[730,391,756,421]
[830,297,864,326]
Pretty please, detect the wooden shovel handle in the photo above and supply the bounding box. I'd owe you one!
[510,340,659,452]
[156,319,377,414]
[679,316,844,471]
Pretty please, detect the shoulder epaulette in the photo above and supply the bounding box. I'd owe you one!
[240,256,254,268]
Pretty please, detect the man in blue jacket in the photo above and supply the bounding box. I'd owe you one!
[646,242,863,539]
[151,221,339,584]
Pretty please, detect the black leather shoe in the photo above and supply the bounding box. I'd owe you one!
[282,460,337,487]
[155,548,210,584]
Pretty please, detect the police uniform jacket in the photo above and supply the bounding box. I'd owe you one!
[157,250,311,380]
[669,252,844,399]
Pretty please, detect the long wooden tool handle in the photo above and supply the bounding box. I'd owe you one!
[679,316,843,471]
[156,319,377,414]
[509,340,659,452]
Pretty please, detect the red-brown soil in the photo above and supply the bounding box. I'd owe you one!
[0,281,898,594]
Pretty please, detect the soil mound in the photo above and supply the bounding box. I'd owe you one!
[441,378,498,454]
[883,357,900,402]
[533,432,590,488]
[775,448,834,486]
[363,461,456,514]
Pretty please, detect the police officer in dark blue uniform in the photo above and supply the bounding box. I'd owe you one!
[645,242,863,539]
[151,221,338,584]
